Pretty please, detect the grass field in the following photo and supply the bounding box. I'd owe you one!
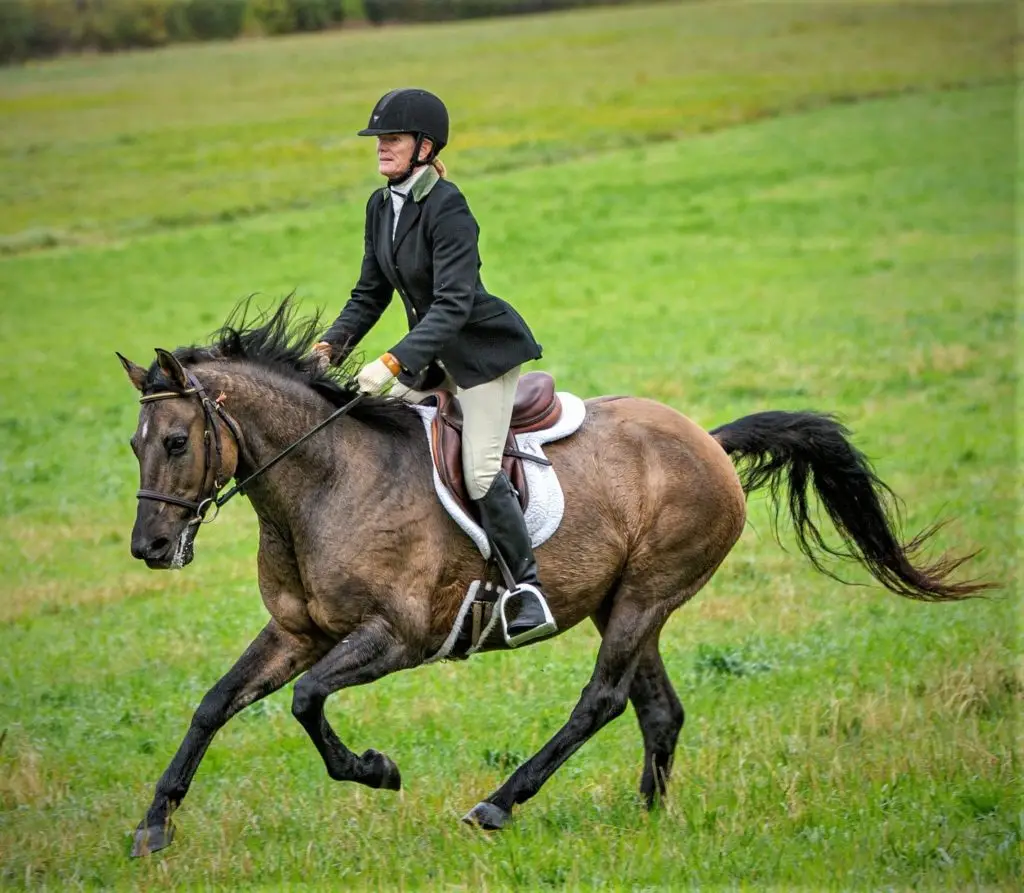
[0,1,1018,889]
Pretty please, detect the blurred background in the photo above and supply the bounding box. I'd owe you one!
[0,1,1016,888]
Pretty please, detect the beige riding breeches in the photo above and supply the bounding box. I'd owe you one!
[393,364,521,501]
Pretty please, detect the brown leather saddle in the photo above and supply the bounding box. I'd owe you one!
[429,371,563,518]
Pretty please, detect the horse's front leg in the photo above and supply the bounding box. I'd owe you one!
[291,617,419,789]
[131,620,327,857]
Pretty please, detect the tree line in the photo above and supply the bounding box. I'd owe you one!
[0,0,650,65]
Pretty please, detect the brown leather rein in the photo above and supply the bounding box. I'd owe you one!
[136,370,363,525]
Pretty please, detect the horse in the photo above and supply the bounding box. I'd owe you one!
[116,301,986,857]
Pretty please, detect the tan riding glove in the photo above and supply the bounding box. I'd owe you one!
[356,353,402,395]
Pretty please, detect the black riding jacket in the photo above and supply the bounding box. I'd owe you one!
[323,166,542,389]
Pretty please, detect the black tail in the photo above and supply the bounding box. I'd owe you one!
[710,411,990,601]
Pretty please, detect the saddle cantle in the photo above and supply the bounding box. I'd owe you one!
[429,371,563,518]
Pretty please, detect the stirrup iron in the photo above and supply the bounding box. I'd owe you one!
[498,583,557,648]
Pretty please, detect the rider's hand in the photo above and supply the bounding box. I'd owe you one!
[356,354,401,395]
[311,341,332,372]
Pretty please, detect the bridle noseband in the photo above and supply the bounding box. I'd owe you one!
[136,368,364,525]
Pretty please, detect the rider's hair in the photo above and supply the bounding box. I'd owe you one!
[431,157,447,178]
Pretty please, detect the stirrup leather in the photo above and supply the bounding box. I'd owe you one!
[498,583,557,648]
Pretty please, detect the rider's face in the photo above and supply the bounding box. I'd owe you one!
[376,133,432,179]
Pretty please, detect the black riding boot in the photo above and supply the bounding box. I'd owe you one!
[474,471,557,646]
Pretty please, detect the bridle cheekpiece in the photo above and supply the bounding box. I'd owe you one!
[136,371,242,526]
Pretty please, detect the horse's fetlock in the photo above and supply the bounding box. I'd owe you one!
[145,796,177,828]
[325,760,350,782]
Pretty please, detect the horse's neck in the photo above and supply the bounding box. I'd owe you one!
[196,363,354,519]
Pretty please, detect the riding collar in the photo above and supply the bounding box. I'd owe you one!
[383,163,440,204]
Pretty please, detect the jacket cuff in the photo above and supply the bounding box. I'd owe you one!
[387,342,421,376]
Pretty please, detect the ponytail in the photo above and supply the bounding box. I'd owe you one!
[432,157,447,178]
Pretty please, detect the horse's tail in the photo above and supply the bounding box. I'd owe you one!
[710,410,991,601]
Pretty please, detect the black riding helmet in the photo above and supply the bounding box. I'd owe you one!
[358,88,449,184]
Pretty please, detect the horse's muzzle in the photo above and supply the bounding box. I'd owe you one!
[131,532,172,567]
[131,526,195,569]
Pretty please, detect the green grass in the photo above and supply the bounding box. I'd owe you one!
[0,0,1011,251]
[0,2,1018,889]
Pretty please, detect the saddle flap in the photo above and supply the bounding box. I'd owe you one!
[431,391,466,508]
[430,390,529,519]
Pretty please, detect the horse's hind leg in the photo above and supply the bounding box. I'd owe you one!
[593,612,684,809]
[629,635,684,808]
[463,598,659,830]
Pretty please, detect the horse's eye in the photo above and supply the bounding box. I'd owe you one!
[165,434,188,456]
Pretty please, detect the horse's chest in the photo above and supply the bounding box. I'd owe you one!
[261,589,317,636]
[301,596,348,635]
[260,587,355,639]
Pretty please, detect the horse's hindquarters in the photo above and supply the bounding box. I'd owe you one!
[536,396,747,628]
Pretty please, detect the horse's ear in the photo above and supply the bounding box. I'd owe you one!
[154,348,188,389]
[116,352,148,392]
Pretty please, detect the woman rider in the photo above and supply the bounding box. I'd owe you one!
[312,88,555,647]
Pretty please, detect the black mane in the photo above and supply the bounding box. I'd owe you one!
[144,297,420,435]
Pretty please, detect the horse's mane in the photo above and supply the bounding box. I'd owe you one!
[144,297,420,436]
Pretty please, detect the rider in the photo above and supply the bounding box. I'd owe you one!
[312,88,555,646]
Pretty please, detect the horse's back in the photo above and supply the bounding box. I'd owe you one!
[580,395,744,499]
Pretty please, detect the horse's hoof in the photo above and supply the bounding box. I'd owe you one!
[363,749,402,790]
[130,821,175,857]
[462,801,511,831]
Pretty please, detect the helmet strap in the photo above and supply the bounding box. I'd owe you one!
[387,133,437,186]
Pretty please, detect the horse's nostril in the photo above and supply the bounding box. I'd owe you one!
[131,532,174,562]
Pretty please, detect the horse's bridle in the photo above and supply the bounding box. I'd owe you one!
[136,369,364,525]
[136,370,244,525]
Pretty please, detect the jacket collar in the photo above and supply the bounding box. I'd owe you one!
[383,164,440,204]
[410,164,440,201]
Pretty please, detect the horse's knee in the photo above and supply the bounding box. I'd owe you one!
[191,694,227,735]
[582,681,630,725]
[291,677,325,721]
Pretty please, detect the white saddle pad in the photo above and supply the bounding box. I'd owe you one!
[411,392,587,560]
